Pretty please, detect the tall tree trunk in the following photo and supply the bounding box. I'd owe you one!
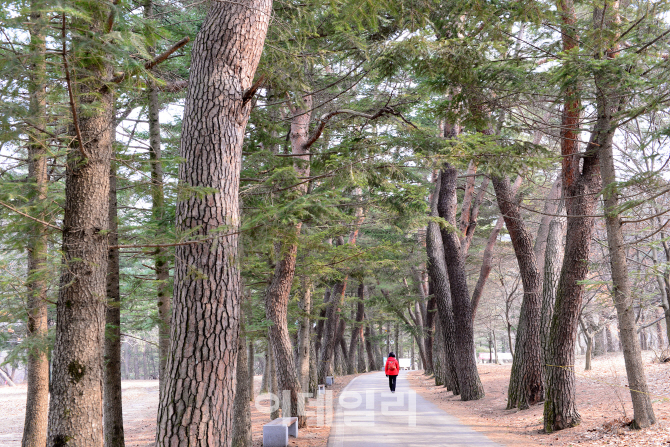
[491,175,543,409]
[319,199,365,381]
[156,1,272,444]
[261,345,269,393]
[411,269,434,375]
[142,345,149,379]
[432,316,446,385]
[593,327,606,357]
[371,323,383,367]
[424,296,436,375]
[22,1,49,444]
[655,315,664,349]
[544,0,601,432]
[583,327,593,371]
[144,0,171,385]
[265,95,312,427]
[104,163,125,447]
[347,284,366,374]
[336,319,348,374]
[123,343,130,380]
[662,290,670,348]
[297,278,312,392]
[319,282,341,382]
[394,322,399,358]
[409,303,428,373]
[309,337,318,397]
[132,344,140,380]
[541,210,566,370]
[319,272,348,381]
[358,330,366,372]
[248,339,255,401]
[470,175,521,320]
[265,235,305,426]
[232,311,252,447]
[315,287,331,359]
[533,179,563,274]
[269,344,280,420]
[47,5,114,445]
[425,173,459,394]
[333,338,342,376]
[364,321,377,371]
[598,48,656,426]
[437,166,484,400]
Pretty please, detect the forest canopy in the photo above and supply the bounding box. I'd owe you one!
[1,0,670,445]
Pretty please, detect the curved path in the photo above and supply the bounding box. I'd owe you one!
[327,371,501,447]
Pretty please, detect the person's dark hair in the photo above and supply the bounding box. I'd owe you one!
[388,352,395,358]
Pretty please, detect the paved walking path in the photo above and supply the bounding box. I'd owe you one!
[327,371,501,447]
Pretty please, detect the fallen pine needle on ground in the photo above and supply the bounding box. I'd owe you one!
[408,351,670,446]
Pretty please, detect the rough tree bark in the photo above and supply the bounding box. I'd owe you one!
[22,1,49,444]
[579,317,598,371]
[248,339,255,401]
[597,26,656,423]
[409,299,429,374]
[533,179,563,276]
[432,316,445,385]
[347,283,366,374]
[320,279,344,383]
[315,287,331,359]
[296,278,312,392]
[319,205,364,382]
[309,337,318,397]
[264,95,313,428]
[104,163,125,447]
[47,5,114,445]
[426,173,459,394]
[336,319,348,375]
[544,0,601,431]
[364,320,377,371]
[411,268,434,375]
[492,175,543,410]
[261,345,269,393]
[358,325,367,372]
[653,231,670,345]
[156,1,272,444]
[269,345,280,420]
[424,296,436,375]
[232,310,252,447]
[471,176,522,320]
[437,166,484,400]
[541,208,566,369]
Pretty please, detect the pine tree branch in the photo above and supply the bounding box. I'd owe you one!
[120,333,159,347]
[637,315,665,333]
[0,199,61,231]
[111,36,191,83]
[303,107,416,150]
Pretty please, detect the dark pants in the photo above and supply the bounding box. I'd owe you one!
[388,374,397,392]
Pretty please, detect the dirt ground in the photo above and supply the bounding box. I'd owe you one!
[408,351,670,446]
[0,373,363,447]
[2,353,668,446]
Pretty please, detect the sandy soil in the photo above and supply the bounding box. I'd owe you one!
[408,351,670,446]
[248,373,365,447]
[0,374,363,447]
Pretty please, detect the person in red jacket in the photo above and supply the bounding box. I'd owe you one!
[384,352,400,393]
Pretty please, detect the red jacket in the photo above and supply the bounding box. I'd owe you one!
[385,357,400,376]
